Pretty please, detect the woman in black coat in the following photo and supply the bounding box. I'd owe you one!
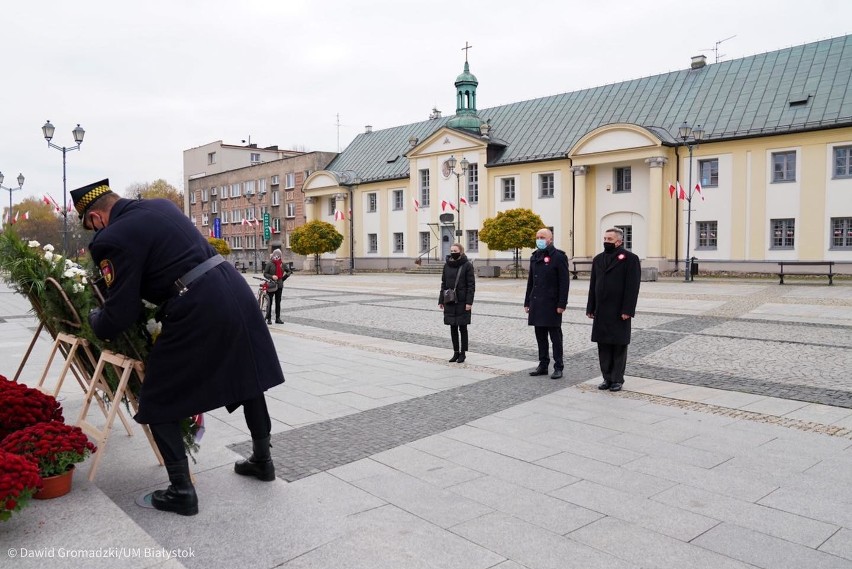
[438,243,475,363]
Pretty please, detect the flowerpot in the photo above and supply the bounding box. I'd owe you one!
[35,466,74,500]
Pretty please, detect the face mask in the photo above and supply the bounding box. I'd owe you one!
[535,239,547,250]
[450,252,461,260]
[603,242,616,252]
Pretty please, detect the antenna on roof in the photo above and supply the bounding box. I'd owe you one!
[703,35,737,64]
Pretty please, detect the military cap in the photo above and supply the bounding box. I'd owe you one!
[70,179,113,219]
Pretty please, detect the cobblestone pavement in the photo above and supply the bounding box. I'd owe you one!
[230,275,852,481]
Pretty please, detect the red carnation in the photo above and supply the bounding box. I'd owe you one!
[0,450,42,522]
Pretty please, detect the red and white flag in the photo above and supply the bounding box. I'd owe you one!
[241,218,249,226]
[441,200,448,211]
[668,183,676,199]
[677,182,686,200]
[254,218,261,226]
[459,196,470,208]
[209,229,214,237]
[694,182,704,201]
[67,203,73,213]
[42,195,52,206]
[12,211,19,224]
[334,209,345,221]
[448,201,457,211]
[413,199,419,212]
[23,211,30,220]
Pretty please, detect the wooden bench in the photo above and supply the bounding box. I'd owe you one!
[571,261,593,280]
[777,261,834,285]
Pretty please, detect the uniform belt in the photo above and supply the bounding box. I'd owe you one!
[174,255,225,296]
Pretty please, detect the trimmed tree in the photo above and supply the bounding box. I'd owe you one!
[289,220,344,274]
[478,208,545,277]
[207,237,231,257]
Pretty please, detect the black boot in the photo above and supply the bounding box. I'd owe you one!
[234,435,275,481]
[449,352,460,362]
[151,459,198,516]
[456,352,466,363]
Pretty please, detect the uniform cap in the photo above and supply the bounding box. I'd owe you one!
[71,179,112,219]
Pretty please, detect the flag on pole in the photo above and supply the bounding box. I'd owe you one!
[459,196,470,207]
[42,195,52,206]
[677,182,686,200]
[668,183,676,199]
[241,218,249,226]
[448,201,457,211]
[694,182,704,201]
[334,209,345,221]
[12,211,19,224]
[441,200,448,211]
[254,218,260,226]
[23,211,30,220]
[413,199,419,212]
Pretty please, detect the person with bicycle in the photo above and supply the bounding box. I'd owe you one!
[263,248,290,324]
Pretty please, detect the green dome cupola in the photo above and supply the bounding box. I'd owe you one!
[447,48,482,131]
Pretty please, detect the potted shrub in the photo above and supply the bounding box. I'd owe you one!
[0,421,96,499]
[0,450,42,521]
[0,380,63,440]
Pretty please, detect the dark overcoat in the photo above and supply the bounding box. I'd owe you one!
[585,246,641,345]
[524,245,570,327]
[88,198,285,424]
[439,254,475,326]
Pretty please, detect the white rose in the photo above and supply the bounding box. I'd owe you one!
[43,244,54,252]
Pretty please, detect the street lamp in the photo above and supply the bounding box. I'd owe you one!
[445,155,469,238]
[42,120,85,255]
[245,188,265,273]
[0,172,25,225]
[676,121,705,282]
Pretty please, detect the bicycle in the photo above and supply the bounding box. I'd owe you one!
[253,276,273,315]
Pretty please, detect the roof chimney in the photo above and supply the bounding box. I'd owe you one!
[691,55,707,69]
[365,125,373,133]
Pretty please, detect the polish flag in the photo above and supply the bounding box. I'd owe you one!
[254,218,260,226]
[668,183,676,199]
[12,211,19,224]
[441,200,448,211]
[23,211,30,220]
[677,182,686,200]
[413,199,419,212]
[334,209,345,221]
[43,195,52,206]
[241,218,249,226]
[694,182,705,201]
[459,196,470,207]
[448,201,457,211]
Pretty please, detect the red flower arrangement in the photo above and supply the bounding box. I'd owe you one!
[0,383,63,440]
[0,449,42,521]
[0,421,96,478]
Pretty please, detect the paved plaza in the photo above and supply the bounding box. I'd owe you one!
[2,272,852,568]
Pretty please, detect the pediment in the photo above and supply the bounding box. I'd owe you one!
[303,172,340,192]
[407,127,484,158]
[570,124,661,157]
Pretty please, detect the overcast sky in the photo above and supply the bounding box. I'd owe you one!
[2,0,850,210]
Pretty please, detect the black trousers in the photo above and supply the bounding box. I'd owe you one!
[534,326,563,370]
[149,395,272,464]
[450,325,468,352]
[597,343,628,386]
[266,287,283,320]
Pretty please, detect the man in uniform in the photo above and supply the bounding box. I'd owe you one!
[524,228,570,379]
[73,179,285,516]
[586,227,641,392]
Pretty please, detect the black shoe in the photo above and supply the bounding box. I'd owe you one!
[529,367,548,376]
[550,369,563,380]
[456,352,466,363]
[151,460,198,516]
[275,319,284,324]
[598,382,611,390]
[609,384,623,392]
[449,352,460,363]
[266,319,272,324]
[234,436,276,482]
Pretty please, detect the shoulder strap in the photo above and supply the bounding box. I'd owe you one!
[452,263,465,289]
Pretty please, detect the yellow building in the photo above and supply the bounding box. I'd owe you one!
[304,36,852,275]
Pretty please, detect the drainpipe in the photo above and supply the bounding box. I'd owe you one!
[674,145,680,269]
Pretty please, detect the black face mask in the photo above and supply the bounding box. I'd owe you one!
[450,252,461,260]
[603,242,617,252]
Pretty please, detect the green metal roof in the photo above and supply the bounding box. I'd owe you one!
[326,35,852,184]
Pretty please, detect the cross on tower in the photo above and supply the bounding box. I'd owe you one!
[461,41,473,62]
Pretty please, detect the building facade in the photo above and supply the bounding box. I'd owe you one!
[303,36,852,274]
[187,151,337,269]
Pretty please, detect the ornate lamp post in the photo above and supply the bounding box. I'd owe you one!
[245,187,265,273]
[445,155,469,238]
[42,121,85,255]
[676,121,704,282]
[0,172,25,225]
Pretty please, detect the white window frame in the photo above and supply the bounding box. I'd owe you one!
[271,191,280,207]
[419,169,430,207]
[772,151,797,183]
[392,190,404,211]
[501,178,516,201]
[368,233,378,254]
[285,203,296,218]
[284,173,295,189]
[539,173,554,198]
[467,163,479,204]
[367,193,377,213]
[393,232,404,253]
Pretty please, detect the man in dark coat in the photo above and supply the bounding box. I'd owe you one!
[586,227,641,392]
[524,228,570,379]
[73,179,285,516]
[438,243,475,363]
